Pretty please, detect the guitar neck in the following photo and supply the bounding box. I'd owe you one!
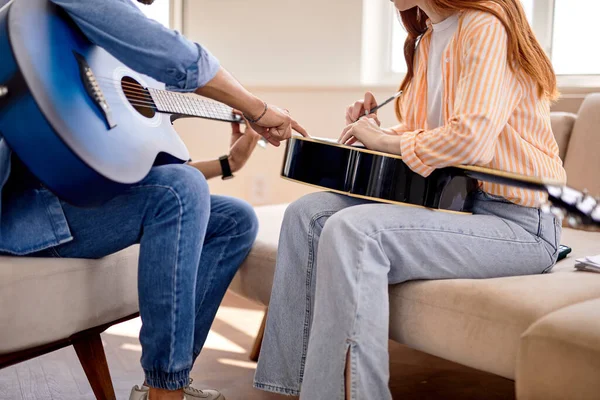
[148,88,242,123]
[458,165,564,192]
[458,165,600,227]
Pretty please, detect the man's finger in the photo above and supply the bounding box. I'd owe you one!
[291,119,309,137]
[263,130,281,147]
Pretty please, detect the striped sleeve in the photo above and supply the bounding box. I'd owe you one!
[400,13,521,177]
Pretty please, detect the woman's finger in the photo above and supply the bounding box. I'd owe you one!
[351,101,365,122]
[339,125,356,145]
[364,91,378,114]
[338,123,354,143]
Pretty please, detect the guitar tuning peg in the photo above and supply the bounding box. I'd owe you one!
[541,202,552,214]
[550,206,566,221]
[592,205,600,223]
[567,215,581,228]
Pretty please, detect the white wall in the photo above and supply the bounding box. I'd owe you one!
[178,0,406,206]
[182,0,364,87]
[176,0,591,207]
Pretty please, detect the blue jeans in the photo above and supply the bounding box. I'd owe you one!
[32,164,258,390]
[254,191,560,399]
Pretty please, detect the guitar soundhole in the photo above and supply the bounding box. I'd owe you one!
[121,77,156,118]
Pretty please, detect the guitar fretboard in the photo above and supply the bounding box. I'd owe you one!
[148,88,242,123]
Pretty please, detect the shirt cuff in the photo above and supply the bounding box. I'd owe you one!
[399,129,436,177]
[166,43,220,92]
[390,124,408,135]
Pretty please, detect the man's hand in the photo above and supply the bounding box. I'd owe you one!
[196,68,308,146]
[247,105,309,147]
[228,113,261,172]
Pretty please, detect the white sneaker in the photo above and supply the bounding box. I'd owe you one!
[129,379,225,400]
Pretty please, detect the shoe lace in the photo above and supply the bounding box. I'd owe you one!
[185,378,204,396]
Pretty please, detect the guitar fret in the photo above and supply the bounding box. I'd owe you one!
[148,88,237,122]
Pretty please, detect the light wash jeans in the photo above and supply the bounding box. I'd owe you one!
[254,190,560,399]
[29,164,259,390]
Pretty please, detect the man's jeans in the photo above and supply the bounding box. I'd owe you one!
[255,191,559,399]
[32,164,258,390]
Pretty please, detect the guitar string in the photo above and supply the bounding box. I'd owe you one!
[99,89,235,112]
[95,78,239,119]
[95,78,234,108]
[99,85,236,117]
[96,79,235,114]
[96,77,229,106]
[102,97,238,119]
[95,95,239,120]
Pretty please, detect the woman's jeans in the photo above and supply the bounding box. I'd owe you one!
[254,191,560,399]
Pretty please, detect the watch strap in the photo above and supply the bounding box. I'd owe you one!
[219,155,234,180]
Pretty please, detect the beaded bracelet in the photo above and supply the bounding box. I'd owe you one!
[244,101,268,124]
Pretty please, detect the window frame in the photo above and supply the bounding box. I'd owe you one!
[134,0,181,30]
[170,0,183,31]
[367,0,600,88]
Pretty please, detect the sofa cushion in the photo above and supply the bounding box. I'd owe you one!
[550,112,577,161]
[230,205,285,305]
[516,298,600,400]
[0,246,139,354]
[563,93,600,197]
[389,226,600,380]
[231,204,600,380]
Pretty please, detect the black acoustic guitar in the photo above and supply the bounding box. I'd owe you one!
[281,136,600,228]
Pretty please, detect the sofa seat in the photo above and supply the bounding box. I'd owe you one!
[230,204,600,380]
[0,247,140,354]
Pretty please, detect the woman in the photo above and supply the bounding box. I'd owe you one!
[254,0,566,399]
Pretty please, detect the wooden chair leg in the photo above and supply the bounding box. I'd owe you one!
[250,308,268,362]
[72,333,116,400]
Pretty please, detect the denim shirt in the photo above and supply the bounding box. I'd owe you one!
[0,0,220,254]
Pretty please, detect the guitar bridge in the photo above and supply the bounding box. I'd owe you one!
[73,52,116,129]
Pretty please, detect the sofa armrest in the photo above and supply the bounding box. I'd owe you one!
[516,298,600,400]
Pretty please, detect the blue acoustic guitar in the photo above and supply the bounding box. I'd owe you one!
[0,0,242,207]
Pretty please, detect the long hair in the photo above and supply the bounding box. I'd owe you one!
[396,0,557,120]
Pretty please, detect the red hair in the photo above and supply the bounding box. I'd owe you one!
[396,0,558,120]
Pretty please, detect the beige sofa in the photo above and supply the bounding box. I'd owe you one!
[1,94,600,399]
[230,94,600,399]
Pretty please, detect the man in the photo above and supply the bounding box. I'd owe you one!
[0,0,307,399]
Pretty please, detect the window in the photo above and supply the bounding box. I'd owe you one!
[552,0,600,75]
[133,0,172,28]
[380,0,600,86]
[521,0,534,22]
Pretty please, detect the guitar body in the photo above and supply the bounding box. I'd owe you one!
[282,136,479,213]
[0,0,188,207]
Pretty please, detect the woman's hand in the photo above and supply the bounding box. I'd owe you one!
[339,117,402,155]
[345,91,381,126]
[229,113,261,172]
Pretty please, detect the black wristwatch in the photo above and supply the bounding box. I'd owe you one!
[219,155,234,180]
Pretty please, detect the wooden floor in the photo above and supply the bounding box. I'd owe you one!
[0,292,515,400]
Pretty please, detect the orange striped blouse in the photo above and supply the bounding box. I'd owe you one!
[394,7,567,207]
